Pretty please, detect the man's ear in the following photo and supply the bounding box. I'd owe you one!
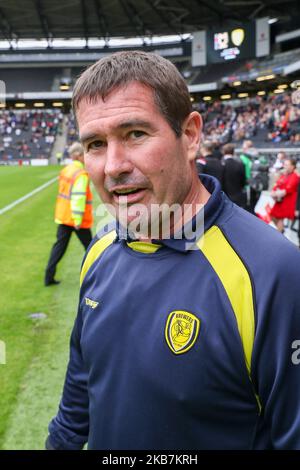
[182,111,203,162]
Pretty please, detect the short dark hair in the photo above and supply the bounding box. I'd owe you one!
[201,141,214,154]
[285,158,297,168]
[277,151,286,159]
[222,143,235,155]
[72,50,192,137]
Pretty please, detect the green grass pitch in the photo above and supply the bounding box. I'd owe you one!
[0,165,108,449]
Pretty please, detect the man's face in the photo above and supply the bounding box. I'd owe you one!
[242,143,249,153]
[283,160,294,174]
[77,82,198,229]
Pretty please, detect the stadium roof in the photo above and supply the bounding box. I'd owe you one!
[0,0,299,42]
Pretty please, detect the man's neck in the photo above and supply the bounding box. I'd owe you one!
[170,173,210,236]
[138,172,211,243]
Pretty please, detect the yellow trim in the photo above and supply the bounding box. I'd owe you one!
[85,297,99,309]
[127,241,161,254]
[255,393,262,414]
[80,230,116,286]
[197,226,262,412]
[197,226,255,374]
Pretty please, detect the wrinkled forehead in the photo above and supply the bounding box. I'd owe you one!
[77,87,170,142]
[75,81,157,117]
[76,83,169,138]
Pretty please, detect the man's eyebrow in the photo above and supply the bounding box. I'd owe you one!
[80,133,98,145]
[80,120,155,144]
[117,119,155,130]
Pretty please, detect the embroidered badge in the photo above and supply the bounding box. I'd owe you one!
[165,310,200,355]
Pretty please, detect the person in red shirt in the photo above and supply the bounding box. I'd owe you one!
[270,158,299,233]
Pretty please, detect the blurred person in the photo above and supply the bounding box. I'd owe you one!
[240,140,253,184]
[296,183,300,249]
[222,143,247,208]
[211,141,222,160]
[240,140,254,212]
[248,150,270,214]
[270,158,299,233]
[272,151,286,174]
[44,142,93,286]
[269,151,287,190]
[197,140,224,185]
[46,51,300,450]
[56,151,63,165]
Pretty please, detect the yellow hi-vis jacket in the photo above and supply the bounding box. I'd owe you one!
[55,160,93,229]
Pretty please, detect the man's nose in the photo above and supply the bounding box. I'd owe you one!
[104,141,134,178]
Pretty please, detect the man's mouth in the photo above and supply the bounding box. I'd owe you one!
[111,187,147,204]
[113,187,141,196]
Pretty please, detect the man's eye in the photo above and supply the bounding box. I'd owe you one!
[129,130,146,139]
[88,140,105,150]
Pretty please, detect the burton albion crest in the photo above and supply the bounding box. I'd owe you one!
[165,311,200,355]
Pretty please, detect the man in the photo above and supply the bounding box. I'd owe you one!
[44,142,93,286]
[272,151,286,174]
[197,140,224,185]
[212,140,223,161]
[47,51,300,449]
[239,140,253,211]
[222,143,247,208]
[240,140,253,184]
[55,151,63,165]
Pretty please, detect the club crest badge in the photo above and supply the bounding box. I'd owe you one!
[231,28,245,47]
[165,311,200,355]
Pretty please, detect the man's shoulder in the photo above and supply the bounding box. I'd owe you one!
[80,222,117,287]
[85,221,117,257]
[207,157,222,166]
[224,157,239,167]
[219,204,300,274]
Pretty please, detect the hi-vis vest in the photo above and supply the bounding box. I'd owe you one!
[55,162,93,228]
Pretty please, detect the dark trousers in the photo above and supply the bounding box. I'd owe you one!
[248,188,260,214]
[45,224,92,284]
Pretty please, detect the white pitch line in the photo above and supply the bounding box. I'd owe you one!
[0,176,57,215]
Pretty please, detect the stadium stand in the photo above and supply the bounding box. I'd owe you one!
[0,0,299,165]
[0,109,63,160]
[190,62,245,86]
[198,91,300,147]
[64,112,77,158]
[0,68,63,93]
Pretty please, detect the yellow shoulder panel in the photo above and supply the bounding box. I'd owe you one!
[197,226,255,375]
[80,230,116,286]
